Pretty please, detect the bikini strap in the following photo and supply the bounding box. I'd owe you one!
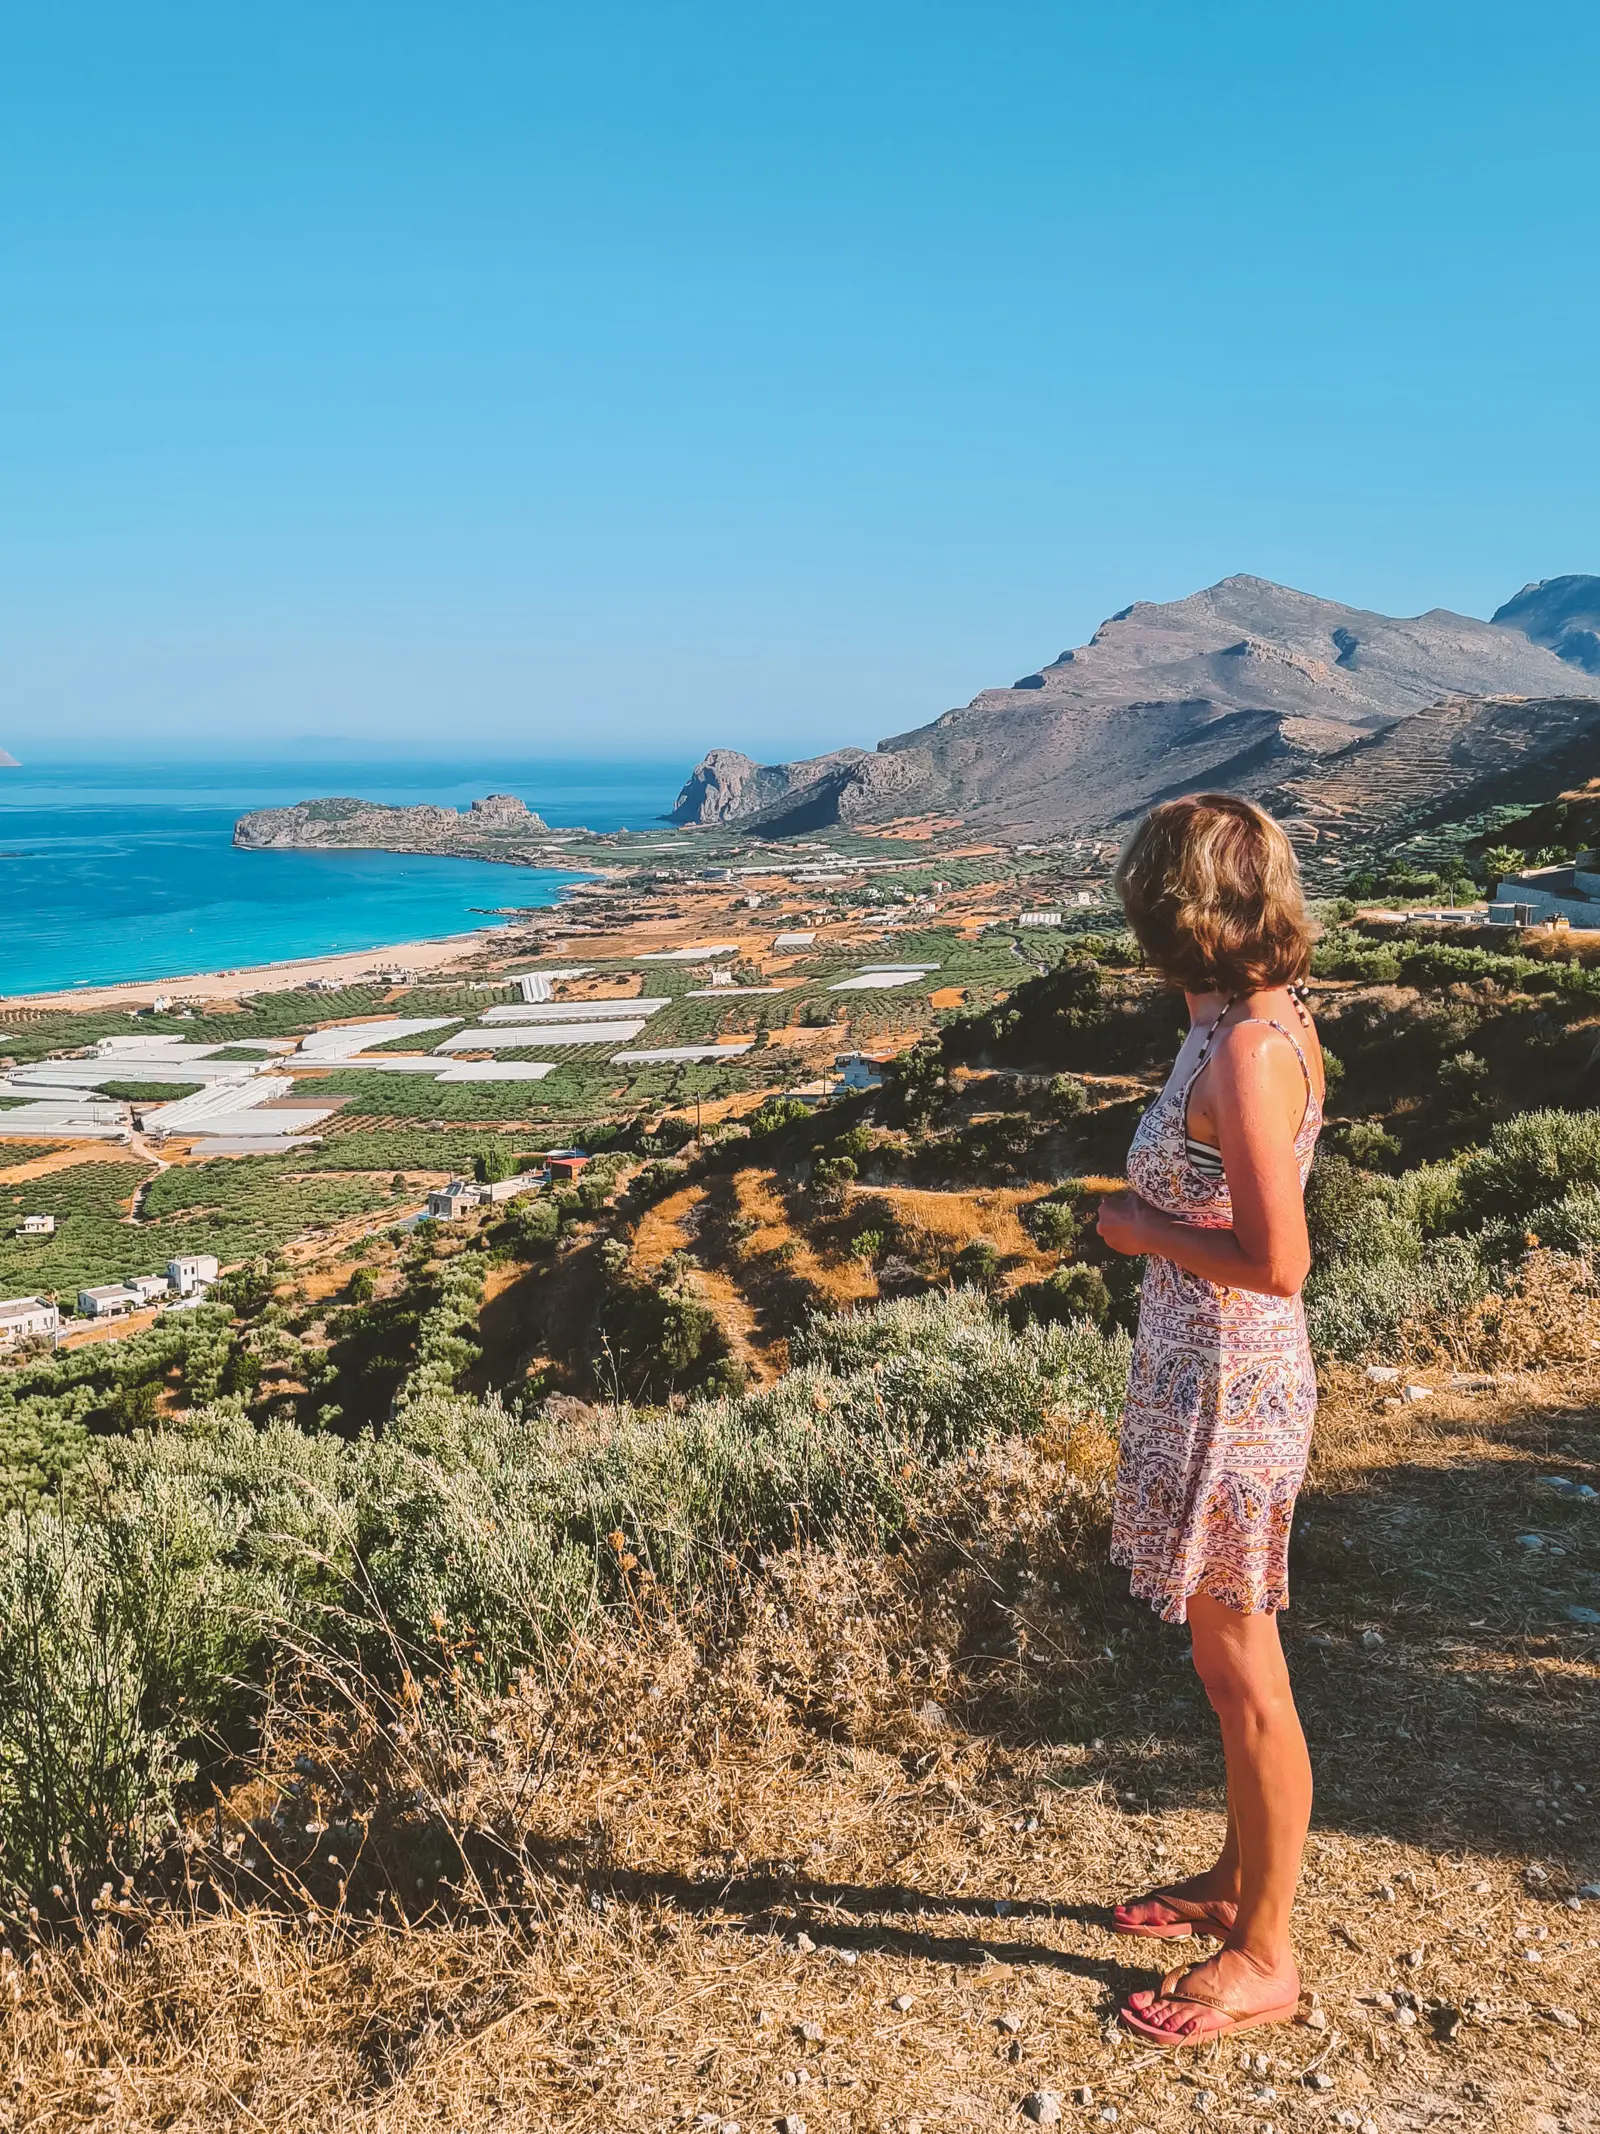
[1177,996,1237,1102]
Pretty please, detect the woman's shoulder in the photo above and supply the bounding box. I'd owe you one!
[1208,1004,1317,1082]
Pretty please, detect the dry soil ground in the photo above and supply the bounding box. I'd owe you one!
[1,1365,1595,2134]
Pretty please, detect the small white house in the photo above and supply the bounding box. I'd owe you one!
[126,1274,171,1307]
[78,1283,140,1320]
[167,1254,220,1296]
[0,1297,58,1347]
[424,1174,540,1219]
[834,1051,887,1093]
[18,1214,55,1237]
[479,1173,541,1205]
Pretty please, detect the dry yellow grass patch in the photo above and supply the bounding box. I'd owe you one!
[730,1169,878,1311]
[4,1372,1596,2130]
[631,1181,708,1275]
[859,1185,1051,1272]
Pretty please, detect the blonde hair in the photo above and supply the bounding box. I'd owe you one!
[1113,793,1314,994]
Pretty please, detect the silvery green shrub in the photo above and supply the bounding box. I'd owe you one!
[0,1511,195,1897]
[1456,1109,1600,1228]
[1303,1235,1488,1360]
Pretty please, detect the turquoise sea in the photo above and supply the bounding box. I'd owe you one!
[0,758,681,998]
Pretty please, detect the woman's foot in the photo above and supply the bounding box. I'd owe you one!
[1119,1948,1301,2046]
[1113,1869,1240,1939]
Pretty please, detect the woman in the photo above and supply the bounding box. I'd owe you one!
[1093,792,1324,2046]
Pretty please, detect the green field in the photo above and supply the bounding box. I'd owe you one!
[0,1156,396,1297]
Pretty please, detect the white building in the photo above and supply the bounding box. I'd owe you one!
[0,1297,58,1347]
[78,1284,141,1320]
[426,1175,541,1219]
[17,1214,55,1237]
[1494,861,1600,928]
[834,1051,888,1092]
[1018,911,1063,928]
[479,1173,541,1204]
[126,1274,171,1307]
[167,1254,220,1296]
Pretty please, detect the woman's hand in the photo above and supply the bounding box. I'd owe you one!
[1096,1187,1154,1257]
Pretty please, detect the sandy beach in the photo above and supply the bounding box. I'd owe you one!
[0,926,509,1013]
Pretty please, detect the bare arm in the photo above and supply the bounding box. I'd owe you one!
[1097,1025,1313,1298]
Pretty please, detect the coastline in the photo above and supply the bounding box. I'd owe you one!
[0,925,512,1012]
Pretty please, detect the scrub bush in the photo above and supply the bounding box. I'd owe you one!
[1455,1109,1600,1229]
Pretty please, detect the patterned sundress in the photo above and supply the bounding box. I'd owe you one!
[1110,1009,1323,1624]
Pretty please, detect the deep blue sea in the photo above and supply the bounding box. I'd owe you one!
[0,757,681,997]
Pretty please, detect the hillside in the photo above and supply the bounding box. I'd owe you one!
[1268,693,1600,866]
[4,855,1600,2127]
[671,574,1593,836]
[1494,574,1600,676]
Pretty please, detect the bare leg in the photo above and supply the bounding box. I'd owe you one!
[1189,1593,1310,1967]
[1122,1594,1309,2034]
[1113,1721,1241,1932]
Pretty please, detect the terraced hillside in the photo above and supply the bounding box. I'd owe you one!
[1268,693,1600,870]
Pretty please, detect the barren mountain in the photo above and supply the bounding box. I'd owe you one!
[672,574,1588,836]
[1492,573,1600,676]
[668,745,867,825]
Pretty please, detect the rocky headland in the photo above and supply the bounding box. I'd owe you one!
[234,791,550,855]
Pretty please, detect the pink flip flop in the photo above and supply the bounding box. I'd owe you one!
[1112,1888,1238,1941]
[1119,1961,1301,2047]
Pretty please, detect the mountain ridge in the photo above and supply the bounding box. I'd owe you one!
[1492,575,1600,676]
[671,572,1600,837]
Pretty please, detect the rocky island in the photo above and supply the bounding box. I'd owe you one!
[234,790,551,854]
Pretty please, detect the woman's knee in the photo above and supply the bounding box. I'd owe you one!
[1191,1638,1249,1714]
[1189,1615,1285,1718]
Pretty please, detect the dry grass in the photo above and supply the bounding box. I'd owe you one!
[862,1186,1043,1264]
[1,1365,1596,2131]
[632,1181,711,1276]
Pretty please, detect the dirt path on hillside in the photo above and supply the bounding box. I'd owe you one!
[124,1133,171,1220]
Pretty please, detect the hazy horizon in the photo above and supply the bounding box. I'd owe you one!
[3,2,1597,767]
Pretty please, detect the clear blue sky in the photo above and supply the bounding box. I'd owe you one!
[2,1,1596,767]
